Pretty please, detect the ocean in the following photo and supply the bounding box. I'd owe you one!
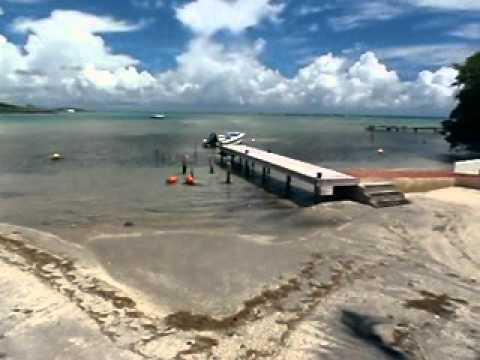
[0,111,452,313]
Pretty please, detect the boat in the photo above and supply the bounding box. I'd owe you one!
[203,131,246,148]
[151,114,166,119]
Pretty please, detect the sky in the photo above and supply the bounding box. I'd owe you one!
[0,0,478,115]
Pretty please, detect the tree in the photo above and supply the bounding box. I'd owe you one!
[443,52,480,152]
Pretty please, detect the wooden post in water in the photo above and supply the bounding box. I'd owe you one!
[267,149,272,176]
[262,167,267,184]
[245,150,250,177]
[285,175,292,195]
[314,172,322,201]
[208,155,214,174]
[226,161,232,184]
[181,154,188,175]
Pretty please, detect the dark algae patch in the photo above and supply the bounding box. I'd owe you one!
[165,276,302,331]
[404,290,468,318]
[0,234,383,359]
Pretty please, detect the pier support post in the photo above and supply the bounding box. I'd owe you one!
[208,156,214,174]
[314,172,322,201]
[220,153,225,167]
[285,175,292,195]
[226,161,232,184]
[182,155,188,175]
[262,167,267,184]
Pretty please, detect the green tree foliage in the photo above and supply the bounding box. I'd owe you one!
[443,52,480,152]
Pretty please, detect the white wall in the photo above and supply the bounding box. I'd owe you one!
[455,160,480,175]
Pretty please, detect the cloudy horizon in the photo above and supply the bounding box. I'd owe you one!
[0,0,478,116]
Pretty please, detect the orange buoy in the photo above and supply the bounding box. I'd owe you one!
[166,176,178,184]
[185,175,196,186]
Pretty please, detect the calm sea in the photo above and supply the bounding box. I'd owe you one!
[0,111,450,230]
[0,111,452,315]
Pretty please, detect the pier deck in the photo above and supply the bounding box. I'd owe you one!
[220,144,359,198]
[366,125,442,133]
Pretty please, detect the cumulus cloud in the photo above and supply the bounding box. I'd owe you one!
[175,0,284,36]
[0,8,459,115]
[0,7,4,16]
[11,10,145,74]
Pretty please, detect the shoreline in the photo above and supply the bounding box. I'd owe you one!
[1,186,480,359]
[345,168,480,193]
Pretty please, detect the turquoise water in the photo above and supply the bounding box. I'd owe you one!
[0,111,450,232]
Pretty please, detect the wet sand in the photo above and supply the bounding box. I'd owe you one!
[1,187,480,359]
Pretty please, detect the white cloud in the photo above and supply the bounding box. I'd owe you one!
[297,4,332,16]
[4,0,47,3]
[407,0,480,10]
[13,10,145,34]
[0,7,4,16]
[131,0,164,10]
[449,24,480,39]
[175,0,284,36]
[308,24,320,33]
[328,2,404,31]
[0,9,459,115]
[11,10,146,74]
[376,44,477,66]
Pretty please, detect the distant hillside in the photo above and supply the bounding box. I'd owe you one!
[0,102,85,114]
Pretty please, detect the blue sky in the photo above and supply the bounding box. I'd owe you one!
[0,0,478,115]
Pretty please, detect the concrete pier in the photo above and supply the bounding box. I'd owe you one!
[220,144,359,200]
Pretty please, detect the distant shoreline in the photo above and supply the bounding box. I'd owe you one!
[0,102,86,114]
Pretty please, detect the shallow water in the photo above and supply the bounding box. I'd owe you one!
[0,112,452,313]
[0,112,450,237]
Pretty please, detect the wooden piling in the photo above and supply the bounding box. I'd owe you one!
[314,172,322,201]
[181,154,188,175]
[226,161,232,184]
[209,156,214,174]
[286,175,292,195]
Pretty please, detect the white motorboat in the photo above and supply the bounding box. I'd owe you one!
[203,131,246,148]
[151,113,166,119]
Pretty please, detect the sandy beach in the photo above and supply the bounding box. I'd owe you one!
[1,185,480,359]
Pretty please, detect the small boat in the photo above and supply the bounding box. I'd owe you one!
[151,114,166,119]
[203,131,246,148]
[50,153,64,161]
